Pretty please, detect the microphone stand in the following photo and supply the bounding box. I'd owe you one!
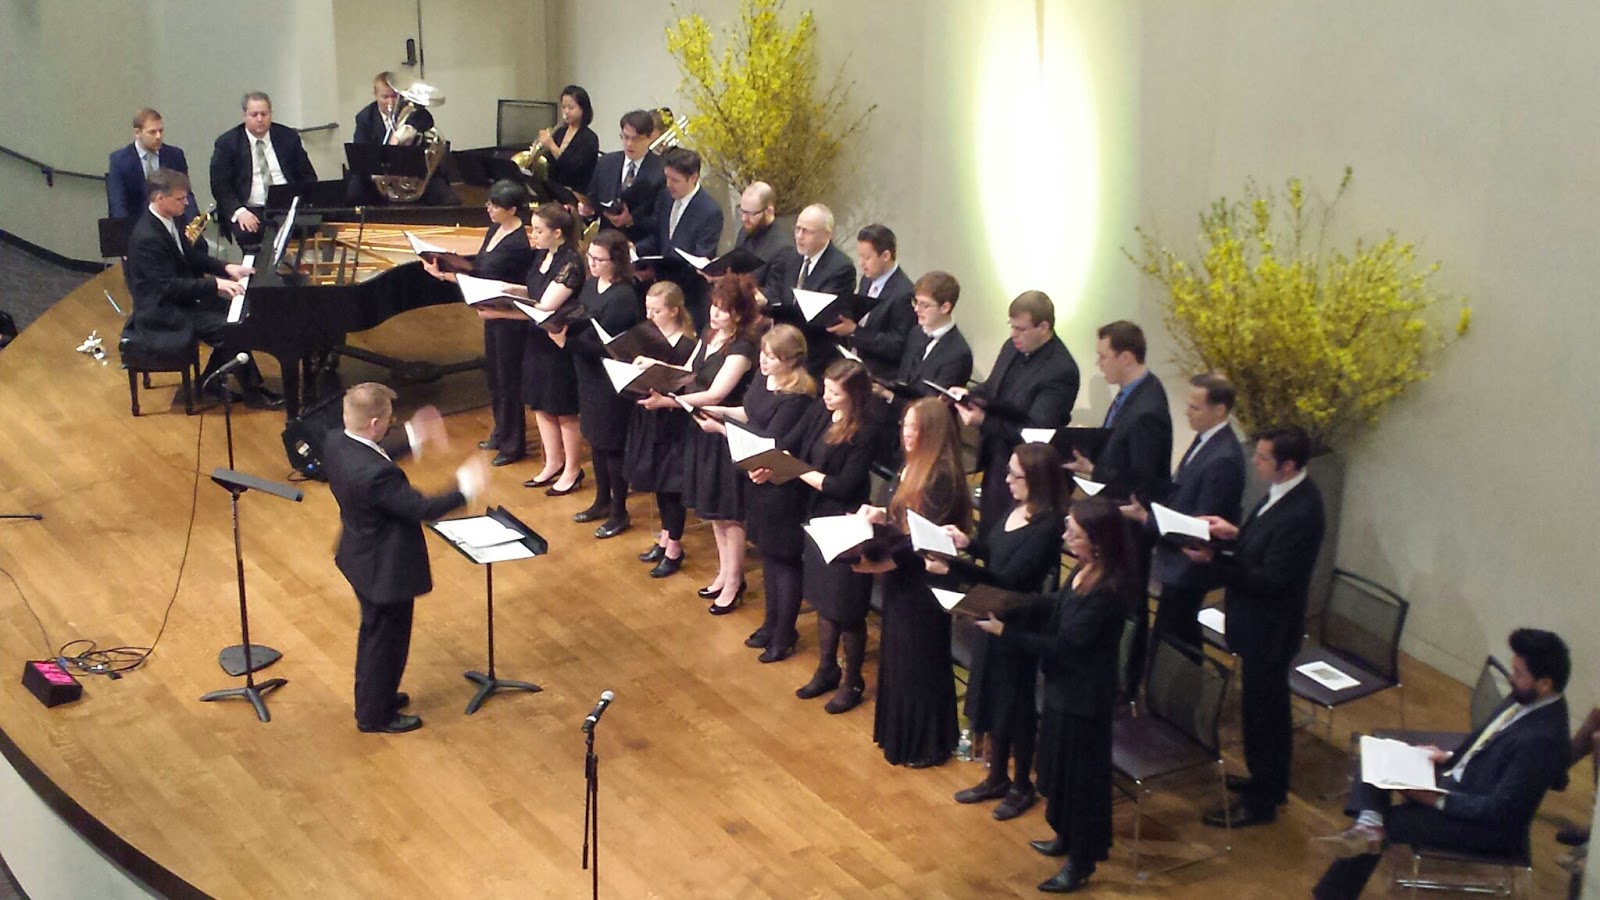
[582,718,604,900]
[209,374,283,678]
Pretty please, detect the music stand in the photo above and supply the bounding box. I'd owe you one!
[200,467,302,722]
[344,143,429,184]
[428,505,547,714]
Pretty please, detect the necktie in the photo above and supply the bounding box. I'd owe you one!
[1447,704,1520,780]
[254,138,272,192]
[922,332,939,360]
[669,197,684,238]
[166,219,183,252]
[796,256,812,289]
[142,152,156,178]
[1177,433,1204,473]
[1104,388,1129,427]
[868,279,882,298]
[622,159,637,190]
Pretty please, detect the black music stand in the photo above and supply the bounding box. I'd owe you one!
[211,373,284,677]
[428,506,547,714]
[200,467,302,722]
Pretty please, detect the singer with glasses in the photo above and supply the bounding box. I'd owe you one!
[569,230,642,538]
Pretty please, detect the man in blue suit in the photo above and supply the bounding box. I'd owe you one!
[107,108,198,221]
[1123,372,1245,649]
[1312,628,1571,899]
[636,146,722,329]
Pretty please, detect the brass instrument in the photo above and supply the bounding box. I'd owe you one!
[372,83,447,203]
[184,204,215,244]
[648,108,690,154]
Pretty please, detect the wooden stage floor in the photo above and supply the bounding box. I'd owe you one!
[0,268,1588,898]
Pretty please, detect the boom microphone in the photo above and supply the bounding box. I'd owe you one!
[581,690,615,733]
[203,352,252,387]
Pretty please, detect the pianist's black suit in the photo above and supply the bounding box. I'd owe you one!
[762,243,857,375]
[1215,478,1324,815]
[970,336,1080,537]
[209,123,317,245]
[120,207,249,382]
[324,430,465,730]
[584,151,664,245]
[845,268,916,378]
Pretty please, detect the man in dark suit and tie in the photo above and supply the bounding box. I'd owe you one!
[890,270,972,400]
[578,109,664,246]
[1067,320,1173,502]
[828,224,916,379]
[107,108,198,221]
[209,91,318,250]
[352,72,433,145]
[1312,629,1571,899]
[1123,373,1245,649]
[635,147,723,329]
[953,291,1081,539]
[120,170,283,408]
[323,382,487,734]
[761,203,858,375]
[1185,425,1325,828]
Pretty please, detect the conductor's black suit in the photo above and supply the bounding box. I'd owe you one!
[324,431,465,729]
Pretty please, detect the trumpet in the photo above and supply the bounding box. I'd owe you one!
[184,204,216,244]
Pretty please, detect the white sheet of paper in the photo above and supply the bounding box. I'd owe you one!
[511,299,557,323]
[434,516,523,548]
[1359,736,1440,791]
[931,587,966,612]
[803,514,875,564]
[1073,477,1106,496]
[792,288,838,323]
[921,380,963,402]
[835,344,862,362]
[404,230,450,255]
[670,393,695,412]
[601,357,643,394]
[1151,503,1212,543]
[1297,660,1362,692]
[725,422,776,463]
[1197,607,1227,635]
[1020,428,1057,444]
[463,540,536,564]
[674,247,710,269]
[457,272,519,306]
[592,319,616,344]
[906,509,957,556]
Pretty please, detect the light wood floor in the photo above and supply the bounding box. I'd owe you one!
[0,268,1588,898]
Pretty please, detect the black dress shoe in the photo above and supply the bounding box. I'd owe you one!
[746,629,773,649]
[701,579,746,600]
[757,640,794,662]
[638,544,666,563]
[524,472,558,488]
[953,779,1012,804]
[795,667,840,698]
[824,682,864,714]
[573,504,607,523]
[358,713,423,734]
[594,517,630,540]
[905,752,950,769]
[492,452,523,467]
[546,469,586,496]
[993,785,1037,821]
[393,692,411,710]
[1203,801,1275,828]
[1224,773,1251,793]
[648,552,684,578]
[1029,837,1068,858]
[1037,862,1091,894]
[241,388,285,410]
[709,583,748,616]
[477,438,498,451]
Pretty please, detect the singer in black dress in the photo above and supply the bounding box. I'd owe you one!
[678,276,760,607]
[703,324,814,651]
[518,204,586,493]
[421,179,533,465]
[569,229,641,537]
[540,85,599,193]
[790,360,889,713]
[977,497,1132,894]
[623,282,698,576]
[932,443,1067,821]
[856,397,972,768]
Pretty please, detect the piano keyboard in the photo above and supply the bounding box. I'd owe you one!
[228,254,255,323]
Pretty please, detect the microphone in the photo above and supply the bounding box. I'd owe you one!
[202,352,251,387]
[581,690,615,733]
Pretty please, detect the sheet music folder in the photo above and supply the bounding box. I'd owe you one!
[430,505,549,565]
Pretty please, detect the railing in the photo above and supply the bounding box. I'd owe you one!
[0,122,339,187]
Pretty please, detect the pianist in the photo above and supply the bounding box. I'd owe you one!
[122,170,282,409]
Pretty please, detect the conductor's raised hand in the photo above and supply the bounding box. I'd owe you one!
[408,405,449,451]
[456,455,489,501]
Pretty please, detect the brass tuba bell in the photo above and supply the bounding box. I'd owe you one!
[372,82,447,203]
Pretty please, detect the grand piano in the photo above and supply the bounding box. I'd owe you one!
[224,195,497,419]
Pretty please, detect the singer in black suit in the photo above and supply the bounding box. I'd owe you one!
[892,271,973,399]
[635,147,723,330]
[324,383,480,734]
[107,108,199,220]
[1312,629,1572,900]
[120,170,279,407]
[955,291,1080,540]
[731,182,791,284]
[1068,321,1173,503]
[1125,373,1245,649]
[1186,425,1324,828]
[579,109,664,245]
[209,92,318,247]
[761,203,856,375]
[831,225,916,379]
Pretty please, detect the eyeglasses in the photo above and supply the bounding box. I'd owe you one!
[587,254,611,264]
[738,207,764,217]
[913,299,941,310]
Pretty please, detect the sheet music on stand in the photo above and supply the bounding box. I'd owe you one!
[432,514,536,563]
[269,196,300,270]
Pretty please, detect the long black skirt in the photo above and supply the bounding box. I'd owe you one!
[1035,707,1113,864]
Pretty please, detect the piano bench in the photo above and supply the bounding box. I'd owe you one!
[119,339,201,417]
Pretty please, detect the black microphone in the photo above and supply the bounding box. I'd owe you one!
[202,352,251,387]
[581,690,615,733]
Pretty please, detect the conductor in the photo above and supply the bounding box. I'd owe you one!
[324,383,488,734]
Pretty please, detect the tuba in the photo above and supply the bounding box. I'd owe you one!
[372,83,447,203]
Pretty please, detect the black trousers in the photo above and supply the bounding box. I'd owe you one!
[1238,652,1292,811]
[484,319,528,456]
[758,552,803,648]
[354,592,414,728]
[1152,584,1206,654]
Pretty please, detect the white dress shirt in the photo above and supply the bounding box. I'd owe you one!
[245,132,287,209]
[1258,469,1308,516]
